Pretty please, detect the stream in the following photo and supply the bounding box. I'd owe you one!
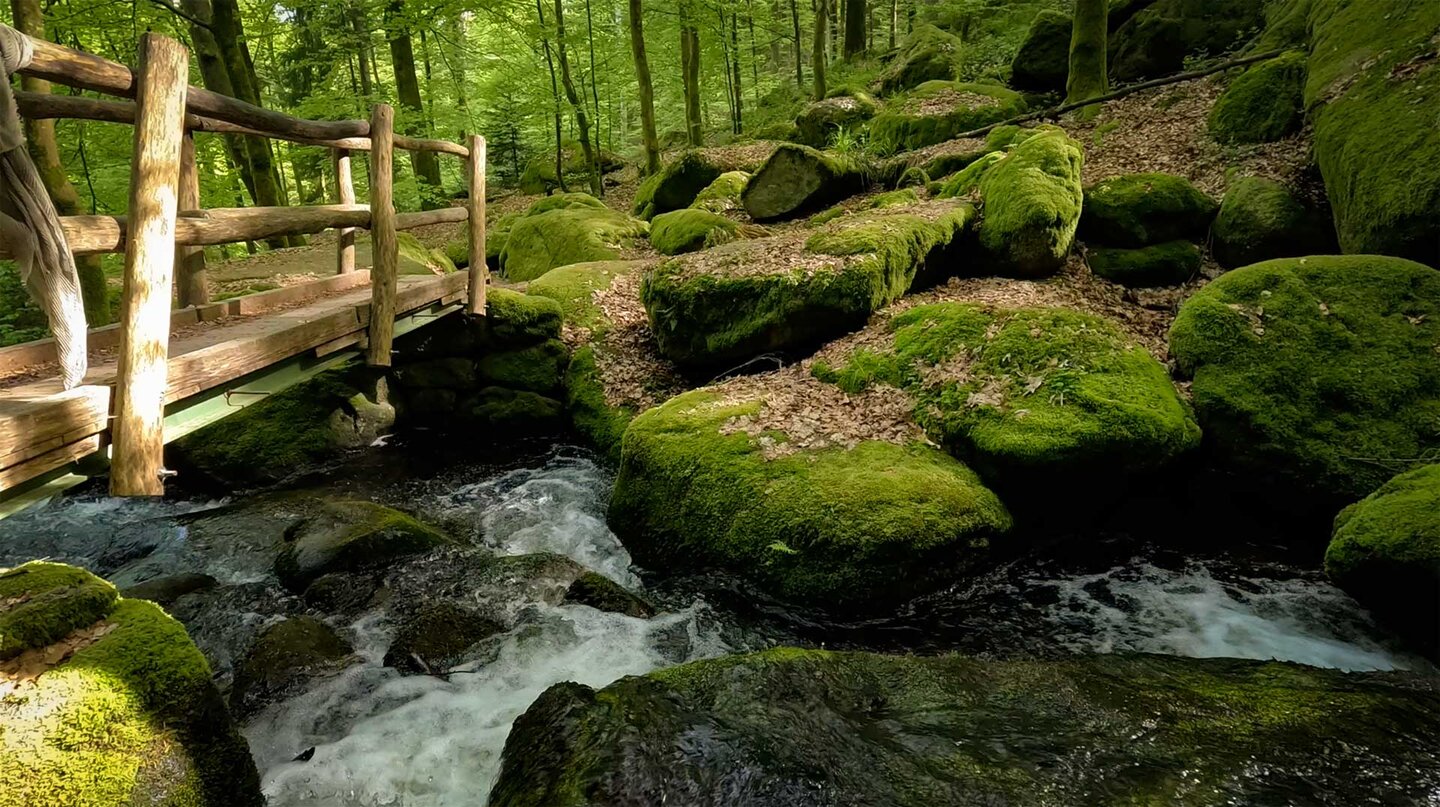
[0,436,1429,806]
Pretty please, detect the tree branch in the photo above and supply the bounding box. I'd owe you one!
[145,0,213,31]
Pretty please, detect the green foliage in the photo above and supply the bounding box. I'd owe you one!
[609,388,1011,605]
[1211,177,1335,268]
[649,209,741,255]
[1080,172,1218,247]
[1169,255,1440,506]
[975,127,1084,277]
[1208,51,1307,145]
[1088,240,1202,287]
[0,262,47,347]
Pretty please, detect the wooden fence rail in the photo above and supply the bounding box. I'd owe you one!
[6,29,488,496]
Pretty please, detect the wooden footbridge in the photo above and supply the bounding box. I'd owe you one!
[0,32,489,509]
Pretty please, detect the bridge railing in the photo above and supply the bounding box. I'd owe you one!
[8,31,488,495]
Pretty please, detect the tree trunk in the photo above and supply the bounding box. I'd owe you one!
[387,0,445,208]
[584,0,603,143]
[1066,0,1108,117]
[10,0,108,325]
[353,4,374,98]
[731,13,744,134]
[680,3,703,147]
[843,0,865,59]
[790,0,804,90]
[536,0,567,193]
[813,0,829,100]
[890,0,897,49]
[553,0,602,196]
[628,0,661,175]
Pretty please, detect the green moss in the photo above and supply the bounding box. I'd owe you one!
[868,81,1025,154]
[230,615,352,715]
[0,562,118,661]
[443,237,470,269]
[643,201,976,368]
[1304,0,1440,265]
[526,261,641,335]
[396,231,456,275]
[935,150,1005,199]
[563,346,633,462]
[976,127,1084,277]
[1211,176,1335,268]
[479,338,568,393]
[274,499,453,592]
[869,188,921,208]
[467,386,565,431]
[814,303,1200,500]
[500,204,649,282]
[563,571,654,618]
[649,209,741,256]
[481,287,564,347]
[741,143,869,222]
[1169,255,1440,506]
[633,148,771,220]
[690,171,751,214]
[1325,463,1440,650]
[1,591,261,807]
[876,24,963,95]
[609,388,1011,606]
[1209,51,1307,145]
[1088,240,1202,287]
[793,92,881,148]
[1079,172,1218,247]
[170,367,393,487]
[1010,9,1071,92]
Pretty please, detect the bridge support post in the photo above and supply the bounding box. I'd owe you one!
[365,104,397,367]
[334,148,356,274]
[465,134,487,315]
[111,33,189,497]
[175,132,208,307]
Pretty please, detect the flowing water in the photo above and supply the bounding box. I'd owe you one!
[0,438,1430,805]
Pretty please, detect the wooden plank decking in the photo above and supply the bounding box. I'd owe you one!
[0,271,467,494]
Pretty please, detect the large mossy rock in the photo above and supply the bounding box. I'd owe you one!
[1088,240,1202,287]
[868,81,1025,155]
[1079,172,1217,248]
[608,383,1011,607]
[500,196,648,282]
[876,24,962,95]
[1326,463,1440,655]
[517,140,625,194]
[1009,9,1072,92]
[491,649,1440,807]
[1208,51,1307,145]
[382,600,503,674]
[648,209,741,256]
[793,92,880,148]
[1109,0,1265,81]
[1304,0,1440,266]
[690,170,750,214]
[632,143,776,220]
[742,143,869,222]
[0,562,262,807]
[169,367,394,488]
[643,200,976,369]
[1169,255,1440,508]
[229,615,352,717]
[1211,177,1335,269]
[974,127,1084,277]
[813,303,1200,506]
[396,231,457,275]
[274,498,453,592]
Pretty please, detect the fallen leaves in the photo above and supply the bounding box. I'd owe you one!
[0,620,117,697]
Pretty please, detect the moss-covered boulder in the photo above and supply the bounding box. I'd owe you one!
[814,303,1199,506]
[742,143,869,222]
[876,24,962,95]
[868,81,1025,155]
[793,92,880,148]
[396,231,456,275]
[1079,172,1217,247]
[478,338,568,394]
[608,380,1011,606]
[465,386,565,432]
[491,649,1440,807]
[974,127,1084,277]
[500,199,648,282]
[632,143,776,219]
[648,209,741,255]
[1208,51,1307,145]
[518,141,625,195]
[274,499,453,592]
[169,367,394,488]
[1211,177,1336,269]
[1109,0,1266,81]
[229,615,352,717]
[1088,240,1201,287]
[643,200,977,369]
[1010,9,1072,92]
[483,287,564,346]
[562,571,654,618]
[382,601,503,674]
[1305,0,1440,266]
[690,170,750,214]
[0,562,262,806]
[1169,255,1440,507]
[395,356,478,390]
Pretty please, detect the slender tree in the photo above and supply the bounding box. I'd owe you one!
[628,0,662,174]
[790,0,804,89]
[1066,0,1109,117]
[386,0,445,207]
[730,12,744,134]
[679,1,703,147]
[536,0,568,192]
[843,0,865,59]
[554,0,602,195]
[813,0,828,99]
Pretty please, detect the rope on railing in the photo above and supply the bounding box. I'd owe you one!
[0,23,87,389]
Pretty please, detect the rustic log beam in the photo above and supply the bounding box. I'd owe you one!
[466,134,487,315]
[16,205,374,256]
[334,149,356,274]
[366,104,398,367]
[111,33,188,497]
[395,206,468,231]
[175,132,208,307]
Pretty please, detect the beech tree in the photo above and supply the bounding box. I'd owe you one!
[1066,0,1108,116]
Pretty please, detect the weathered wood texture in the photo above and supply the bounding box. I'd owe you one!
[175,132,208,307]
[466,134,487,315]
[366,104,397,367]
[334,149,356,274]
[111,33,188,497]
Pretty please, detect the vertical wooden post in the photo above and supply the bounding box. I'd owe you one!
[111,34,189,497]
[334,148,356,274]
[465,134,487,315]
[366,104,397,367]
[175,132,208,307]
